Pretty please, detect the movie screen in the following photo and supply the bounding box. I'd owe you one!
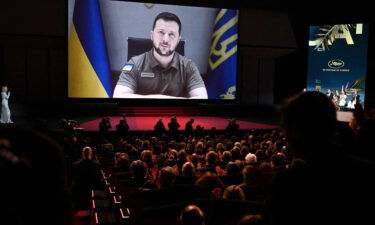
[68,0,239,100]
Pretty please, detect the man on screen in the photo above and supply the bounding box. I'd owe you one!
[113,12,208,99]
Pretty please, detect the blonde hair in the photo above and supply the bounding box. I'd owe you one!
[82,146,92,159]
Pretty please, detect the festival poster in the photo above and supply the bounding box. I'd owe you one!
[307,23,368,110]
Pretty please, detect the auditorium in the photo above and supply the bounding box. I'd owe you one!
[1,1,374,225]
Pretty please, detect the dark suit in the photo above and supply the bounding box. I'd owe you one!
[168,121,180,136]
[154,120,166,136]
[72,159,101,209]
[267,151,375,225]
[185,120,194,134]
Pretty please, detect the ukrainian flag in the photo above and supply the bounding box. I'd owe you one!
[206,9,238,99]
[68,0,112,98]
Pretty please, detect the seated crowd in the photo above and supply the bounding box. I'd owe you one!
[67,125,283,224]
[1,91,374,225]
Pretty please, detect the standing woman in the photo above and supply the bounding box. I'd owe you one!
[338,90,347,111]
[1,86,13,123]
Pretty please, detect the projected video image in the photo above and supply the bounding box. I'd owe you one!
[306,23,368,111]
[68,0,239,100]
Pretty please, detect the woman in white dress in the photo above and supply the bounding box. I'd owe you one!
[338,90,347,111]
[1,86,13,123]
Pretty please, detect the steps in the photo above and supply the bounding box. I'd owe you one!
[116,107,200,116]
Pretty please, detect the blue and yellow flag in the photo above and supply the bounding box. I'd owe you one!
[206,9,238,99]
[68,0,112,98]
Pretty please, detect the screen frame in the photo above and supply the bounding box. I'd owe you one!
[66,0,242,106]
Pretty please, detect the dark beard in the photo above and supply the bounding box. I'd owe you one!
[153,44,174,57]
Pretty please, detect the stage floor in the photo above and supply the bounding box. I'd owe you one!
[78,116,279,131]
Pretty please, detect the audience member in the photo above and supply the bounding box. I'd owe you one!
[168,116,180,136]
[182,162,196,177]
[196,151,218,174]
[126,160,150,187]
[245,153,258,166]
[195,172,225,198]
[225,161,241,176]
[237,214,264,225]
[0,126,70,225]
[190,153,200,169]
[177,149,187,170]
[351,102,375,160]
[239,165,266,201]
[270,152,286,172]
[72,146,101,210]
[116,118,129,137]
[113,153,130,171]
[223,185,245,200]
[268,91,374,225]
[140,150,154,168]
[99,117,111,134]
[185,118,195,135]
[158,166,177,189]
[226,118,239,135]
[178,205,205,225]
[31,96,375,225]
[193,125,205,138]
[154,117,166,137]
[220,150,232,169]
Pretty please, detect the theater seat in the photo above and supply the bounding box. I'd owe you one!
[140,198,210,225]
[93,212,117,225]
[210,199,265,225]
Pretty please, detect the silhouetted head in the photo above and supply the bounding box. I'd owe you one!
[226,161,241,176]
[182,162,195,177]
[242,165,258,185]
[179,205,205,225]
[159,166,176,188]
[222,151,232,163]
[130,160,148,179]
[237,214,264,225]
[205,151,218,166]
[281,91,337,160]
[82,146,92,160]
[0,126,69,225]
[223,185,245,200]
[271,152,286,169]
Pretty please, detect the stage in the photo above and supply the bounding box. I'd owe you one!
[77,116,279,131]
[9,104,353,132]
[73,110,352,132]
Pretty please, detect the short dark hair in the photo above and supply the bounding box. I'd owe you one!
[130,160,148,179]
[153,12,181,35]
[206,151,218,165]
[271,152,286,169]
[159,166,176,188]
[281,91,337,146]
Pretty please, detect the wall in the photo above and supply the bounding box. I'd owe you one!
[0,0,302,108]
[0,0,66,104]
[238,8,297,105]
